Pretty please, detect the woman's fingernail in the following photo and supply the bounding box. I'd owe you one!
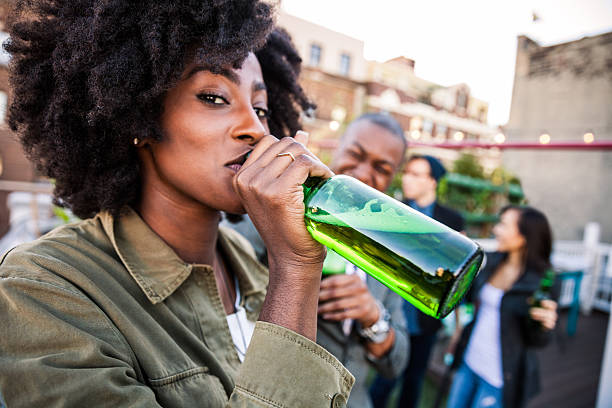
[295,130,309,143]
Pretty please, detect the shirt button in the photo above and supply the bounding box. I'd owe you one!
[331,393,347,408]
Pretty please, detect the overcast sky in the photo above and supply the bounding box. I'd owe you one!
[281,0,612,126]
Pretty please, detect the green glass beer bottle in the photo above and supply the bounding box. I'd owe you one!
[321,249,348,276]
[528,268,555,328]
[303,175,483,319]
[531,269,556,307]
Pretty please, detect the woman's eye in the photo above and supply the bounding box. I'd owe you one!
[254,107,270,119]
[198,94,228,105]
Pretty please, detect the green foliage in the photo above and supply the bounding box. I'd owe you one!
[439,179,495,215]
[452,153,485,179]
[386,171,404,200]
[52,206,79,224]
[439,155,526,237]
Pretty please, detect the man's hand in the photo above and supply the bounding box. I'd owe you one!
[318,274,379,328]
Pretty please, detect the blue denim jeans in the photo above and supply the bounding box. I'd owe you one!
[447,362,503,408]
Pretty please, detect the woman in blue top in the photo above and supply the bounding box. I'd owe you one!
[447,206,559,408]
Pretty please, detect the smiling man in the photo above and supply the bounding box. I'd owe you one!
[315,113,409,408]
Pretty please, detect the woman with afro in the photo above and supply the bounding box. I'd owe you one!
[0,1,354,406]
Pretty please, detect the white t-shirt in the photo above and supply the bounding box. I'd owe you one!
[342,263,367,335]
[225,277,256,363]
[464,283,505,388]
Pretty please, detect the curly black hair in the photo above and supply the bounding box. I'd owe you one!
[5,0,314,219]
[255,27,314,139]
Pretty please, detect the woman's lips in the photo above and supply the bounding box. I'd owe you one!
[224,150,251,173]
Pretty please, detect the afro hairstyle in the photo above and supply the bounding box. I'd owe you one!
[5,0,314,219]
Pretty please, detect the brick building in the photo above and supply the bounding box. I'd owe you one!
[276,11,367,154]
[277,10,500,170]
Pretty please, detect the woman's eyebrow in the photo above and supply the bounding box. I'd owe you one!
[253,81,266,92]
[185,65,239,84]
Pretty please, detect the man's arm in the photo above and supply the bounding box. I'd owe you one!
[363,288,409,379]
[317,274,409,377]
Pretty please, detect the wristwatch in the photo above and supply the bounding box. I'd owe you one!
[358,301,391,343]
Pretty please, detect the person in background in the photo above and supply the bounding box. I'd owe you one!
[316,113,410,408]
[446,205,559,408]
[0,1,354,406]
[370,154,464,408]
[402,155,465,232]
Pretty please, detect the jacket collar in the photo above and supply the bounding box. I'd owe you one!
[99,208,267,304]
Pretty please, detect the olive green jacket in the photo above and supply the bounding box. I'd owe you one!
[0,208,354,407]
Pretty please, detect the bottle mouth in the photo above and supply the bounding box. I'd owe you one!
[437,247,484,319]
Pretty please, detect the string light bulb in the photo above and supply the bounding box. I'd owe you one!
[494,133,505,144]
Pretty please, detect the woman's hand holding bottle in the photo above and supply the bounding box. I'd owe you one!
[233,131,333,340]
[529,299,558,330]
[234,131,332,269]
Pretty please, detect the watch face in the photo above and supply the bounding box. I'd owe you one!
[375,320,390,333]
[364,319,390,343]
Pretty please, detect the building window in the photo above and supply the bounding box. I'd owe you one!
[422,120,433,136]
[457,91,467,109]
[309,44,322,67]
[435,124,447,140]
[479,107,487,122]
[339,53,351,76]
